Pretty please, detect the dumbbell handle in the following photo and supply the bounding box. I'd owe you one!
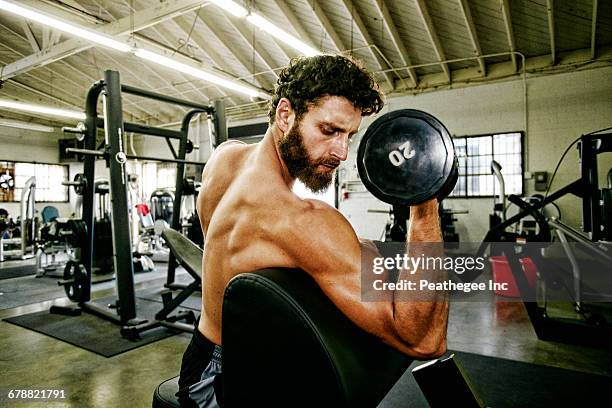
[62,181,81,186]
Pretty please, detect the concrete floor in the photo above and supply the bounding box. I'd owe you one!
[0,260,611,407]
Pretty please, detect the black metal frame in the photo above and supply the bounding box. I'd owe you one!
[54,70,226,337]
[479,132,612,348]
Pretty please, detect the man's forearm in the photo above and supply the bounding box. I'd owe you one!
[391,199,449,357]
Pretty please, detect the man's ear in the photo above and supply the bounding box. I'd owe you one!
[275,98,293,133]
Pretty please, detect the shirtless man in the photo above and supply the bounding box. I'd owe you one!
[177,55,449,408]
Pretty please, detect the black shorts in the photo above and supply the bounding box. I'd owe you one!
[177,325,223,408]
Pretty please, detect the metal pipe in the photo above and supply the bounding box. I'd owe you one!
[548,218,612,263]
[95,118,187,140]
[121,84,213,112]
[554,228,582,308]
[20,176,36,257]
[65,147,205,166]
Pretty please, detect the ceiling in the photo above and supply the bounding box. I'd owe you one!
[0,0,611,129]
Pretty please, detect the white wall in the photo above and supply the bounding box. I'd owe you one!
[340,66,612,241]
[0,126,73,219]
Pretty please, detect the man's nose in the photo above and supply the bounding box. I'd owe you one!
[330,136,349,161]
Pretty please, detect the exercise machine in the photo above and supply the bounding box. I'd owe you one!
[51,70,226,339]
[478,130,612,348]
[0,176,37,262]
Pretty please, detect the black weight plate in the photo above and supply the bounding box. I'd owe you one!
[357,109,455,206]
[437,156,459,201]
[63,260,87,302]
[73,173,87,195]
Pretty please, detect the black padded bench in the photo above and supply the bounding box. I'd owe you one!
[153,268,412,407]
[161,228,203,282]
[153,229,203,323]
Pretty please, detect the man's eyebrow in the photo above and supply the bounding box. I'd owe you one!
[319,121,358,135]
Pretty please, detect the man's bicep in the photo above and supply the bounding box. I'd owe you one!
[284,209,395,336]
[287,207,362,275]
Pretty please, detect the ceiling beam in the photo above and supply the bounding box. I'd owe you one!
[500,0,518,72]
[120,0,238,106]
[338,0,395,90]
[96,49,179,121]
[49,29,62,46]
[197,12,273,90]
[270,40,295,64]
[41,25,50,50]
[371,0,418,88]
[546,0,556,65]
[57,55,166,121]
[0,0,207,80]
[458,0,486,76]
[170,16,239,104]
[224,14,279,80]
[305,0,346,52]
[0,20,161,122]
[20,19,41,53]
[273,0,318,50]
[415,0,451,82]
[591,0,598,60]
[100,1,202,118]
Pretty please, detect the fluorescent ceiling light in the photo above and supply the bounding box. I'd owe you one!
[0,99,86,120]
[210,1,321,56]
[0,0,270,98]
[0,118,54,132]
[134,49,269,99]
[208,0,248,18]
[0,0,131,53]
[246,13,320,57]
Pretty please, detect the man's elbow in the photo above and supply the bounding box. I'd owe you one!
[397,333,447,360]
[407,336,446,359]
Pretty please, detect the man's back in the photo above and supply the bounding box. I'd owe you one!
[196,140,303,344]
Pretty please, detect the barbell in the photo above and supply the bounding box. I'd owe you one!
[357,109,458,206]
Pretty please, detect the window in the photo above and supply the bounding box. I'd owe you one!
[0,161,69,202]
[139,162,178,201]
[451,132,523,197]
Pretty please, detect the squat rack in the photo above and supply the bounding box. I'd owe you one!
[54,70,226,337]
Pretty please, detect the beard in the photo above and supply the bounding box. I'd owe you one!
[278,121,339,193]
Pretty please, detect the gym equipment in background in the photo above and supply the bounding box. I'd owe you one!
[0,176,36,262]
[51,70,226,339]
[477,130,612,349]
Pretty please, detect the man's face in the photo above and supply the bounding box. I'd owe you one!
[278,96,361,193]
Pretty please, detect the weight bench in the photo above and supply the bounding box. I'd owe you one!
[154,229,203,323]
[153,268,412,407]
[120,229,204,339]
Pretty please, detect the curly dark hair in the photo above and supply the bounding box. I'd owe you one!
[268,55,384,124]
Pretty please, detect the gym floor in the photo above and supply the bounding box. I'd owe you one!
[1,258,611,407]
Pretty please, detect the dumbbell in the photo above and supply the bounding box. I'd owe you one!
[357,109,458,206]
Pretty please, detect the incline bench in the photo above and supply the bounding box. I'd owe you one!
[122,228,203,339]
[154,228,203,325]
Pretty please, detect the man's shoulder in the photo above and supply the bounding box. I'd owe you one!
[285,198,353,237]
